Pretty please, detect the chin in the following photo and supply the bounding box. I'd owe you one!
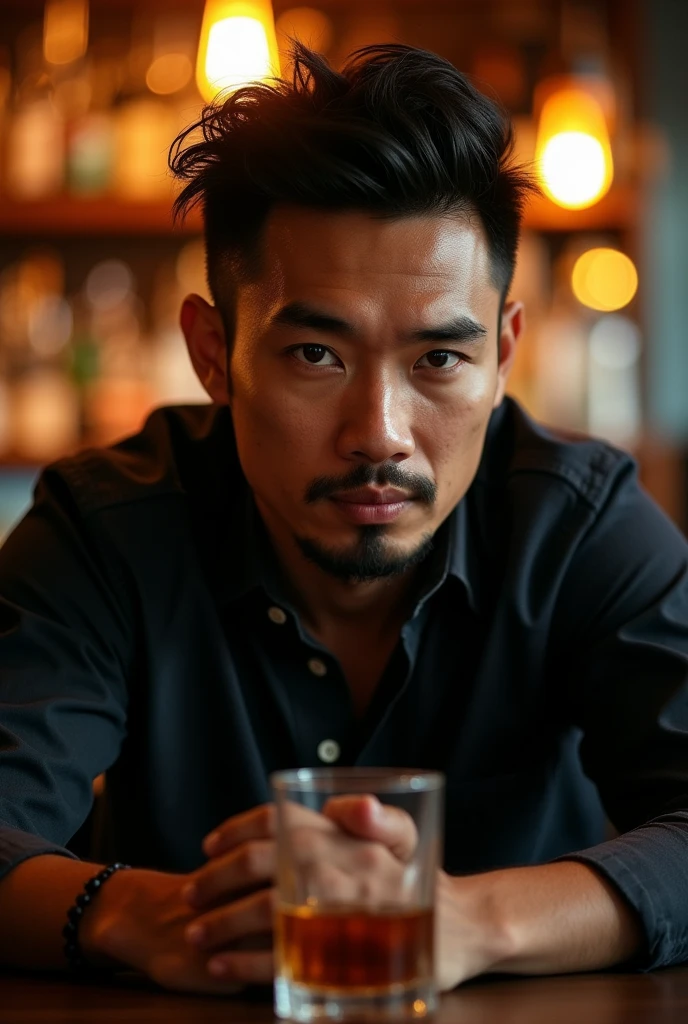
[295,528,435,583]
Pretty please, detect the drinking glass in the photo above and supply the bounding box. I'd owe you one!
[271,767,445,1022]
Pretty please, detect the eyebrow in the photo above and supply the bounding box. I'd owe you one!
[269,301,488,344]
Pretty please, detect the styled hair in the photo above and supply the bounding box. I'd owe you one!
[170,42,537,329]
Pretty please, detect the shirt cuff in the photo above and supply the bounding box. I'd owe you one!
[0,824,79,883]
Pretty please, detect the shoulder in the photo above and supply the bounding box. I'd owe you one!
[477,397,633,514]
[39,403,237,520]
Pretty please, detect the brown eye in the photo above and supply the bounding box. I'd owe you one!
[303,345,327,363]
[293,345,338,366]
[417,350,461,369]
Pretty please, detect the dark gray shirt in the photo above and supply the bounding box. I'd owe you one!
[1,398,687,970]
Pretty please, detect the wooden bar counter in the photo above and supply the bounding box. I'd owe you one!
[2,967,688,1023]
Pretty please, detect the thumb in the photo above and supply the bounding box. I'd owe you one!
[322,795,418,862]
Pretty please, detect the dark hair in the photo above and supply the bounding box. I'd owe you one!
[170,42,537,329]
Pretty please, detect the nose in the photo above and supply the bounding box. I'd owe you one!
[334,368,415,464]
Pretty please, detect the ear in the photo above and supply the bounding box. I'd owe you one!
[493,300,525,408]
[179,294,230,405]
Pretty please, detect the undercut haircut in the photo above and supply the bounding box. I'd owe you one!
[170,41,538,337]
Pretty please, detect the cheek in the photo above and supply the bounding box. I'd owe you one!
[230,376,328,489]
[417,375,495,499]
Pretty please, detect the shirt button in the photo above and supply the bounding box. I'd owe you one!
[317,739,340,764]
[267,606,287,625]
[308,658,327,677]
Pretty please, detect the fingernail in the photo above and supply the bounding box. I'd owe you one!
[182,882,198,905]
[204,832,221,855]
[185,923,205,945]
[368,795,382,821]
[208,957,227,976]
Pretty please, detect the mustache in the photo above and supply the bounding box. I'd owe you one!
[304,463,437,506]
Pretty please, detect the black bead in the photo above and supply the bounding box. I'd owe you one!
[63,863,131,973]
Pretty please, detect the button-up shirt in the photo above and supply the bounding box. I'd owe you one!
[0,399,687,969]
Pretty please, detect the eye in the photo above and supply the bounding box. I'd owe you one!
[415,350,463,370]
[291,344,340,367]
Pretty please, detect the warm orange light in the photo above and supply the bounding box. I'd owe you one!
[196,0,280,103]
[146,53,193,95]
[572,248,638,312]
[44,0,88,66]
[276,7,334,53]
[535,82,614,209]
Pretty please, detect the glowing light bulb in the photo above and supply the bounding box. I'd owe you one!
[535,82,614,210]
[572,248,638,312]
[196,1,280,103]
[541,132,607,208]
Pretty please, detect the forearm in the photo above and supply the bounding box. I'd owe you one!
[474,860,644,976]
[0,854,133,971]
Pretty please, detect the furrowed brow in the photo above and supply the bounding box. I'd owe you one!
[270,301,355,337]
[408,315,488,343]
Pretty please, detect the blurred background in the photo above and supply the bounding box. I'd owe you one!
[0,0,686,540]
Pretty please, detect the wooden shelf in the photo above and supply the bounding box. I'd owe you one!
[0,185,638,238]
[0,197,202,236]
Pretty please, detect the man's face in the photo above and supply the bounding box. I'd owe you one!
[188,207,522,581]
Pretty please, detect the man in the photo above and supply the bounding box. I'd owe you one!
[0,42,687,993]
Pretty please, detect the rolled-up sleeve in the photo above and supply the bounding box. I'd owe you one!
[0,466,131,880]
[553,461,688,968]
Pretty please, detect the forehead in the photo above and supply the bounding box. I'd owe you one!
[249,206,497,310]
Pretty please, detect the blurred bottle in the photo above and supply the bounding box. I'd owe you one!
[0,251,80,462]
[112,18,179,202]
[5,75,65,199]
[79,259,156,443]
[58,54,116,197]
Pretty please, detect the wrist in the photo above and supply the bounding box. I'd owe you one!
[78,866,148,970]
[435,869,517,990]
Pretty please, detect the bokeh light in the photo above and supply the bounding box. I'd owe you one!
[43,0,88,65]
[541,133,607,209]
[535,85,614,210]
[572,248,638,312]
[146,53,193,95]
[85,260,134,311]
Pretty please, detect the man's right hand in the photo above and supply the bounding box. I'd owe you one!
[80,865,254,994]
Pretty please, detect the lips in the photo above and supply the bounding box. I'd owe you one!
[329,487,413,524]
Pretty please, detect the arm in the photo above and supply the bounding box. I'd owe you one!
[0,851,246,993]
[0,468,130,956]
[545,462,688,971]
[437,860,643,989]
[0,855,117,970]
[439,463,687,989]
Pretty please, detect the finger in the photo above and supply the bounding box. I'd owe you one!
[206,950,274,984]
[184,840,276,909]
[202,804,275,858]
[185,888,275,952]
[203,800,335,859]
[322,795,418,862]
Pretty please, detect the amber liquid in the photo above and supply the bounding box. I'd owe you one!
[276,904,434,992]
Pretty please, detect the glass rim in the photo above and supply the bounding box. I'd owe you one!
[270,767,445,794]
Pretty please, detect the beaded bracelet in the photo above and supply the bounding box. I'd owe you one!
[62,862,132,972]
